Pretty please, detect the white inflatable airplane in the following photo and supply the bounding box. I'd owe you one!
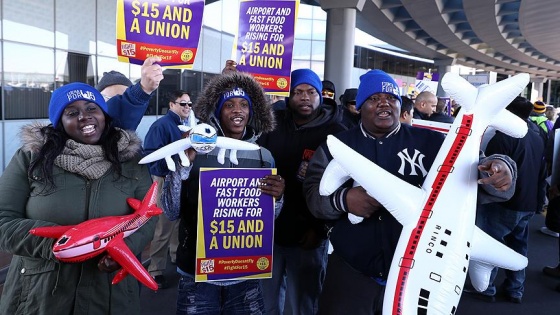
[139,122,260,172]
[320,73,530,315]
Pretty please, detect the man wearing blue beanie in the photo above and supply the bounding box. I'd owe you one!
[304,69,518,313]
[258,68,347,314]
[289,68,324,105]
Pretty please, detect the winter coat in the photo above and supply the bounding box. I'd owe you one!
[0,125,155,315]
[143,110,185,177]
[484,120,546,212]
[169,72,277,276]
[258,104,347,247]
[304,123,517,279]
[107,82,153,131]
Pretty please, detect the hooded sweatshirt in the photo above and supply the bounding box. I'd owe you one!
[258,100,347,247]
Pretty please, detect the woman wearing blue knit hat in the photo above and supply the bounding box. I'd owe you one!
[303,69,518,314]
[0,82,155,314]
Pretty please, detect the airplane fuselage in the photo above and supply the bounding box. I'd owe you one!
[52,213,150,262]
[386,114,479,314]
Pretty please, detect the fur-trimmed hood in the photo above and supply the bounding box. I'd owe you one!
[19,123,143,161]
[193,72,275,141]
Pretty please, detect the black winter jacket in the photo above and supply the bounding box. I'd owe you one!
[258,105,347,246]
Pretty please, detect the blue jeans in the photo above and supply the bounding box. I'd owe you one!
[475,203,534,298]
[260,240,329,315]
[176,275,264,315]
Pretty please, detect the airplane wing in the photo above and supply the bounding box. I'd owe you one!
[29,225,74,238]
[139,138,192,165]
[468,226,528,291]
[322,135,426,226]
[106,233,158,291]
[215,137,260,150]
[319,159,352,196]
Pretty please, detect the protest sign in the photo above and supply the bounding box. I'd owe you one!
[195,168,276,281]
[116,0,204,67]
[415,71,440,95]
[233,0,299,96]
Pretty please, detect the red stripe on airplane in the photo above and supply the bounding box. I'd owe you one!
[392,114,473,315]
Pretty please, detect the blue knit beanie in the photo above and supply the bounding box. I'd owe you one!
[356,70,402,110]
[214,87,253,118]
[49,82,108,128]
[290,69,323,104]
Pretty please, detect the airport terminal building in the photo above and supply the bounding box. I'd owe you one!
[0,0,542,173]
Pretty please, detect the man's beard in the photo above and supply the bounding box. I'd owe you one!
[291,107,319,122]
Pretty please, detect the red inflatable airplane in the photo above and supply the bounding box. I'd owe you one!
[30,181,162,290]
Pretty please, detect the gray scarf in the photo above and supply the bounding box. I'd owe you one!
[54,130,132,179]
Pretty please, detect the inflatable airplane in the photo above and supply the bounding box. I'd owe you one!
[139,123,260,172]
[412,118,452,134]
[29,182,162,291]
[320,73,530,315]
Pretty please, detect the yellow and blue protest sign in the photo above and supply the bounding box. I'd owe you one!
[233,0,300,96]
[196,168,276,282]
[116,0,205,67]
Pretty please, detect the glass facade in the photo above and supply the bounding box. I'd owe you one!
[0,0,332,172]
[0,0,516,172]
[548,81,560,107]
[0,1,332,122]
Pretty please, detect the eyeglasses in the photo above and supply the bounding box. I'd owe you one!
[348,101,356,105]
[174,101,192,107]
[322,90,335,98]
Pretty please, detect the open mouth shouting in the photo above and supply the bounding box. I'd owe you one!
[231,116,245,126]
[377,109,392,119]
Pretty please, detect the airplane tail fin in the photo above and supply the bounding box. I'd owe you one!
[127,199,141,211]
[127,182,163,217]
[143,181,159,207]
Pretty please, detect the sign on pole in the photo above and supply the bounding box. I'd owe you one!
[232,0,300,96]
[116,0,205,67]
